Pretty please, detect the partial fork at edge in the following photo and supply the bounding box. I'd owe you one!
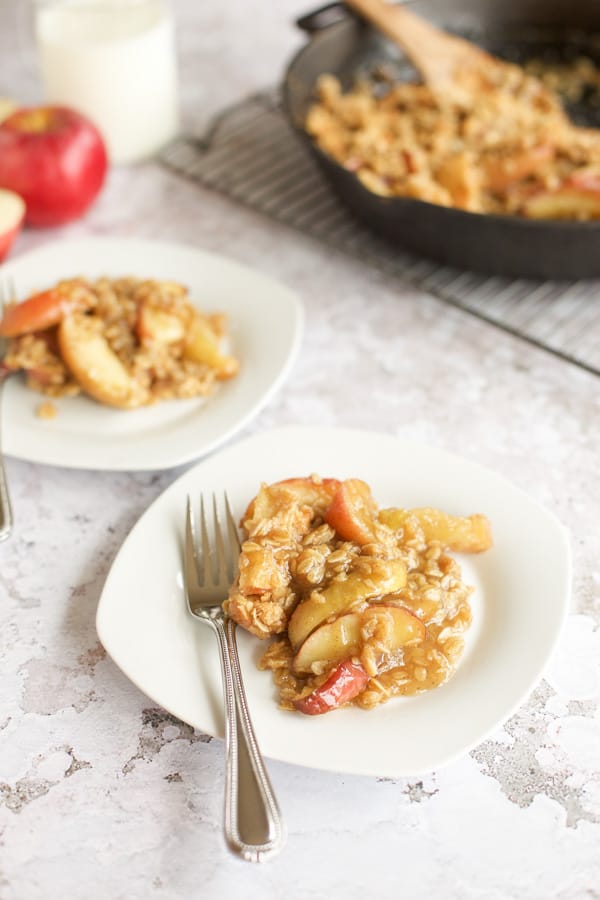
[184,493,286,862]
[0,274,15,543]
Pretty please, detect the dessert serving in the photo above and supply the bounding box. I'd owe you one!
[0,276,239,411]
[306,67,600,219]
[225,475,492,715]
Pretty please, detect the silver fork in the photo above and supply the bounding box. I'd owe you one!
[0,274,15,543]
[184,494,286,862]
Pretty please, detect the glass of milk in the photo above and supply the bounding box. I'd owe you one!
[32,0,180,164]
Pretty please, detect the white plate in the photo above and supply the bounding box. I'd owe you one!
[2,238,303,470]
[96,426,571,777]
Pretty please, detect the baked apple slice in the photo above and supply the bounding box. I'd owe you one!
[58,313,143,408]
[293,605,425,674]
[483,144,554,192]
[293,612,362,674]
[324,478,379,544]
[287,558,407,650]
[243,477,341,525]
[379,506,492,553]
[183,312,239,378]
[522,168,600,219]
[293,660,369,715]
[0,279,94,337]
[137,301,185,344]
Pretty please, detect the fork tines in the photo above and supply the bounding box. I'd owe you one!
[186,492,241,591]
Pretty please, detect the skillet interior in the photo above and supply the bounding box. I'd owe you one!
[283,1,600,278]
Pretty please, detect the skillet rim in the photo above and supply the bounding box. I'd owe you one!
[281,9,600,238]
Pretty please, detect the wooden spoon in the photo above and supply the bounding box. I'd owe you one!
[344,0,557,105]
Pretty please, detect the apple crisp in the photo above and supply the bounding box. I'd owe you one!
[0,277,239,409]
[225,476,492,715]
[306,69,600,219]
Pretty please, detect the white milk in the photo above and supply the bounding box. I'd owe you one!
[34,0,179,164]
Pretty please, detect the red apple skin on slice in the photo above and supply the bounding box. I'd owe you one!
[0,280,94,337]
[293,660,369,715]
[324,479,379,544]
[0,189,24,264]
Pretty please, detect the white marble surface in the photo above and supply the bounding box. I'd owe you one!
[0,1,599,897]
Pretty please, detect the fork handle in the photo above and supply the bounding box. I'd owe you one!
[0,381,13,542]
[212,617,286,862]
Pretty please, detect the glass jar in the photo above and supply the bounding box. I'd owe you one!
[32,0,180,164]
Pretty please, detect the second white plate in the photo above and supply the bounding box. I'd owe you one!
[2,237,303,470]
[96,426,571,777]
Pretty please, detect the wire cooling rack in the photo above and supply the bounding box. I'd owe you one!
[160,90,600,376]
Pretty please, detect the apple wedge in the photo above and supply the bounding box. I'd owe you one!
[137,301,185,344]
[483,144,554,192]
[379,506,492,553]
[523,187,600,219]
[243,477,341,524]
[293,604,425,674]
[293,612,362,674]
[0,189,24,265]
[58,313,142,408]
[521,168,600,220]
[293,660,369,715]
[237,545,290,596]
[324,478,379,544]
[287,558,407,651]
[0,279,94,337]
[183,312,239,379]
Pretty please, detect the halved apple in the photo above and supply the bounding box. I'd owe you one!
[287,558,407,650]
[58,313,142,408]
[324,478,379,544]
[292,660,369,715]
[379,506,492,553]
[0,189,24,265]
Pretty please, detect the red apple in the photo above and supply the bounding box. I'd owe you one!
[0,106,108,226]
[0,189,25,262]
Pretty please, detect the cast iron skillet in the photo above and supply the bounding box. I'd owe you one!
[282,0,600,278]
